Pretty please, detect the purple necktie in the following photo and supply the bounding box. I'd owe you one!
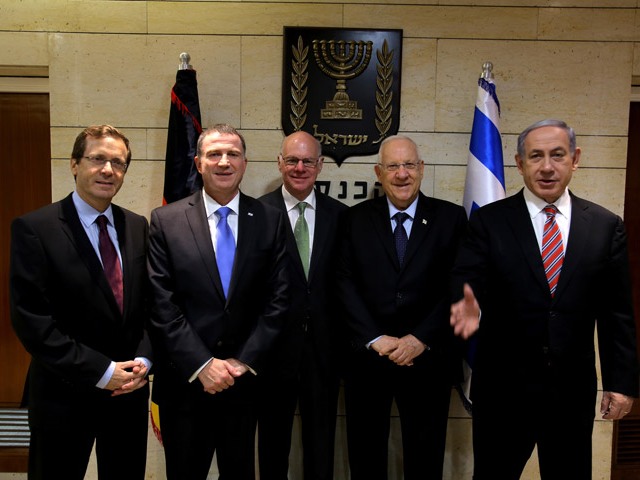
[393,212,409,265]
[96,215,123,312]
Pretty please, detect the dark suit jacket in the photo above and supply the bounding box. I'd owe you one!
[337,192,467,377]
[259,187,347,379]
[148,191,289,404]
[10,193,152,426]
[452,190,640,400]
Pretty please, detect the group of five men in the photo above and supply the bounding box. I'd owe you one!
[10,120,639,480]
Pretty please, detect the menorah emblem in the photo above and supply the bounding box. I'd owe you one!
[312,39,373,120]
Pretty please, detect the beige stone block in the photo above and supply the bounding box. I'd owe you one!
[570,167,626,216]
[48,33,241,129]
[0,32,48,66]
[440,0,634,4]
[538,8,637,41]
[343,5,537,40]
[148,2,339,35]
[51,159,76,203]
[241,37,282,130]
[119,161,166,219]
[0,0,146,33]
[399,39,437,132]
[436,40,633,137]
[634,43,640,77]
[241,129,285,163]
[578,135,628,169]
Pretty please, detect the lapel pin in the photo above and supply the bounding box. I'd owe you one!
[422,219,427,225]
[248,212,254,217]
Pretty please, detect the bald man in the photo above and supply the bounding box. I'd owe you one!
[258,131,347,480]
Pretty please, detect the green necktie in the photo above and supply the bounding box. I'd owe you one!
[294,202,310,278]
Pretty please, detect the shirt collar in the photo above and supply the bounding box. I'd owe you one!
[281,185,316,213]
[72,191,114,228]
[203,189,241,218]
[387,195,419,220]
[522,186,571,219]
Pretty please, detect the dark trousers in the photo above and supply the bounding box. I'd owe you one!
[472,372,596,480]
[161,375,258,480]
[257,342,339,480]
[28,387,148,480]
[344,352,451,480]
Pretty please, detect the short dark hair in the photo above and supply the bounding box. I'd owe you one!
[71,125,132,165]
[196,124,247,158]
[517,119,576,158]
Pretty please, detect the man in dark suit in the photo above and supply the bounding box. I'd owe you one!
[450,119,639,479]
[258,131,346,480]
[148,123,289,480]
[10,125,152,480]
[336,135,467,479]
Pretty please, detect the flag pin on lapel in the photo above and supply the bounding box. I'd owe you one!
[422,219,427,225]
[248,212,254,216]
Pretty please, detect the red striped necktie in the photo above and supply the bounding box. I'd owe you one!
[542,205,564,297]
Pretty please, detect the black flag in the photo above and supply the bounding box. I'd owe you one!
[163,68,203,204]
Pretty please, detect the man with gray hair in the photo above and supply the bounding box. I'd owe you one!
[451,119,639,479]
[337,134,467,479]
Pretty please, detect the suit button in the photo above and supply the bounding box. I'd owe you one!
[217,341,223,347]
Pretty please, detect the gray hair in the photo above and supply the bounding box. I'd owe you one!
[378,135,421,162]
[517,119,576,158]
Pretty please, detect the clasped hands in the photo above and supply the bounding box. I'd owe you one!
[198,358,249,394]
[371,334,425,366]
[107,360,148,397]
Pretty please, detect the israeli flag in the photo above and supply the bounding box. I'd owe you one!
[459,63,506,413]
[464,64,505,217]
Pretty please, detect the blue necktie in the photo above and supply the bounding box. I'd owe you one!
[215,207,235,297]
[393,212,409,265]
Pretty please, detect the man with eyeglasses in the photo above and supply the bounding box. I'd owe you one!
[147,124,289,479]
[10,125,152,480]
[257,130,347,480]
[336,135,467,479]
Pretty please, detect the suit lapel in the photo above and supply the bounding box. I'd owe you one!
[184,192,225,299]
[554,194,590,299]
[309,193,331,283]
[60,194,122,318]
[506,192,550,294]
[402,193,432,268]
[369,196,400,269]
[233,193,259,299]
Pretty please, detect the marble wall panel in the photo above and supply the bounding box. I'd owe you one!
[0,0,147,33]
[343,5,538,39]
[0,32,49,66]
[435,40,633,136]
[241,36,282,130]
[148,2,341,35]
[538,7,638,41]
[48,33,242,129]
[398,38,437,133]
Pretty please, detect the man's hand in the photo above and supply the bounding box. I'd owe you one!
[601,391,634,420]
[107,360,148,396]
[198,358,244,394]
[388,334,426,366]
[370,335,399,356]
[450,283,480,339]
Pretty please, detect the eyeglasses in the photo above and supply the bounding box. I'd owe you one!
[83,155,128,173]
[378,161,421,172]
[281,156,321,169]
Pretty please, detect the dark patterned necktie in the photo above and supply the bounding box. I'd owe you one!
[542,205,564,297]
[216,207,235,297]
[96,215,123,313]
[393,212,409,265]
